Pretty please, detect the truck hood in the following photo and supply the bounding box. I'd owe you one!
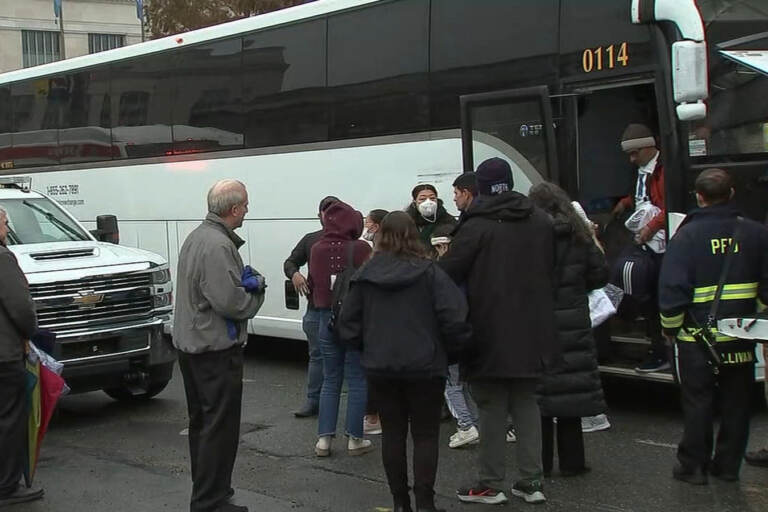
[7,241,167,285]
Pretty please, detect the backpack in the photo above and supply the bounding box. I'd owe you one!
[610,244,658,304]
[328,242,359,334]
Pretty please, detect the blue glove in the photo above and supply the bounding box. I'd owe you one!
[226,319,238,340]
[241,265,267,294]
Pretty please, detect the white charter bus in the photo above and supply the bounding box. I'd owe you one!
[1,0,766,382]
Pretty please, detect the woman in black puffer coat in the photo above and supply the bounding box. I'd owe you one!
[529,182,609,477]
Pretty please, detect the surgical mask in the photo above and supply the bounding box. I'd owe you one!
[417,199,438,219]
[362,229,375,242]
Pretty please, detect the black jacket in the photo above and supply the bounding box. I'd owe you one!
[405,200,457,256]
[0,245,37,363]
[283,229,322,307]
[338,252,472,379]
[438,191,558,380]
[659,203,768,363]
[537,217,609,418]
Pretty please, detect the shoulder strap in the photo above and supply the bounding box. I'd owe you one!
[708,216,744,323]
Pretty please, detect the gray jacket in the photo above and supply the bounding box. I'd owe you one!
[0,244,37,362]
[173,214,264,354]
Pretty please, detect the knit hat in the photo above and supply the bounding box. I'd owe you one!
[620,124,656,152]
[476,158,513,196]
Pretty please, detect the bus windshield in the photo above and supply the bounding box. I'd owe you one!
[0,197,90,244]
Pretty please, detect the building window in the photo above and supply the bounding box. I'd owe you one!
[89,34,125,54]
[21,31,61,68]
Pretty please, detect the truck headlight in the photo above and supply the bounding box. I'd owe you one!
[153,292,173,309]
[151,267,171,284]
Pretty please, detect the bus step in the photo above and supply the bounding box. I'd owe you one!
[598,363,675,383]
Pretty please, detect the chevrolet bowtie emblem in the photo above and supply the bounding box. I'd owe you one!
[73,290,104,308]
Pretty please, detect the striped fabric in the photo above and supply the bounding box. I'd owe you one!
[691,282,758,304]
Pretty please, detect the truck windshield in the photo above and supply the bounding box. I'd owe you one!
[0,197,90,244]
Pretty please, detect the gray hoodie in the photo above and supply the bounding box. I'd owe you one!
[173,214,264,354]
[0,244,37,362]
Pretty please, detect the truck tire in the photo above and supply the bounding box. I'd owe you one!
[103,362,174,401]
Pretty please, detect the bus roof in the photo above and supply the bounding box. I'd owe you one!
[0,0,380,87]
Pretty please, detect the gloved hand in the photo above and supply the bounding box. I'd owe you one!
[241,265,267,294]
[226,319,238,341]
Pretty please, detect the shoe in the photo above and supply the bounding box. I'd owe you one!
[672,463,707,485]
[0,485,44,506]
[560,466,591,477]
[294,403,318,418]
[449,425,479,448]
[511,480,546,504]
[364,416,382,435]
[456,486,508,505]
[348,436,374,456]
[215,505,248,512]
[315,436,332,457]
[745,448,768,468]
[582,414,611,433]
[506,427,517,443]
[709,464,739,482]
[635,354,671,373]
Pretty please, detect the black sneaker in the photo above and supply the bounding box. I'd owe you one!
[709,464,739,482]
[672,463,707,485]
[635,355,671,373]
[456,486,508,505]
[0,485,44,507]
[510,480,546,504]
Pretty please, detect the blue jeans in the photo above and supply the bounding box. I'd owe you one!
[316,308,367,439]
[444,364,478,430]
[302,306,323,408]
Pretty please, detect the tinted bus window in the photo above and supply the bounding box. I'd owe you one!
[173,38,244,155]
[327,0,429,139]
[111,54,174,158]
[11,78,61,167]
[430,0,559,129]
[59,68,114,164]
[0,87,11,168]
[242,20,327,148]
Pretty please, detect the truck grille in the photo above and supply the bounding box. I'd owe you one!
[30,272,154,331]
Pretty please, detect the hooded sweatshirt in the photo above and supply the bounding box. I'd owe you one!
[309,201,371,309]
[338,252,472,378]
[438,191,558,379]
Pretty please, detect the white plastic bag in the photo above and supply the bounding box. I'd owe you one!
[589,288,617,327]
[625,203,666,254]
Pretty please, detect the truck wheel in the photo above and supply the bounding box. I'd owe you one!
[103,362,174,401]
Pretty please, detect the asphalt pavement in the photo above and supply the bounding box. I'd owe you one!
[12,338,768,512]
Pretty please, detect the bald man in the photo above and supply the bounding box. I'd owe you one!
[173,180,265,512]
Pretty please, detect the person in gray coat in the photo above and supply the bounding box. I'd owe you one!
[0,206,43,507]
[173,180,266,512]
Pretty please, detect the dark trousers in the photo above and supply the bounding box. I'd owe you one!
[369,377,444,510]
[0,360,27,496]
[675,343,754,476]
[178,346,244,512]
[541,416,585,474]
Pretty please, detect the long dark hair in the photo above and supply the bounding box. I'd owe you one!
[529,182,592,244]
[375,211,429,259]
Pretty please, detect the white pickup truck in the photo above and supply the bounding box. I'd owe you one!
[0,176,175,400]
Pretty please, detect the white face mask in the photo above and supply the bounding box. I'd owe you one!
[417,199,438,219]
[362,229,375,242]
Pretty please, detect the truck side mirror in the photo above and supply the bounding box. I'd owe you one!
[93,215,120,244]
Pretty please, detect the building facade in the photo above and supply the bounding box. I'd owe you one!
[0,0,142,73]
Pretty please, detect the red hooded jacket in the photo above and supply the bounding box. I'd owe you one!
[309,201,371,309]
[618,161,666,235]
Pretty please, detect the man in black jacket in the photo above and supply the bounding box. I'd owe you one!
[283,196,338,417]
[0,206,43,507]
[439,158,557,506]
[659,168,768,484]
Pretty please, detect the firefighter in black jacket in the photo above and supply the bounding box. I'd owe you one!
[659,168,768,485]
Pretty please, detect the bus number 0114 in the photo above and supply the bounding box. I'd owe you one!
[582,42,629,73]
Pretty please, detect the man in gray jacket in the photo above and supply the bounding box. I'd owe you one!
[174,180,265,512]
[0,206,43,507]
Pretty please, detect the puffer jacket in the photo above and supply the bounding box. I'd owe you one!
[537,216,609,418]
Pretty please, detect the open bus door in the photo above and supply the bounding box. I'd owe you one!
[459,86,559,191]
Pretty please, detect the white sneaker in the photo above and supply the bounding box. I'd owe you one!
[315,436,332,457]
[449,425,479,448]
[506,428,517,443]
[348,436,374,456]
[363,417,382,435]
[582,414,611,433]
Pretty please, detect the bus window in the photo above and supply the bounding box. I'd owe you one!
[173,38,244,155]
[59,68,113,164]
[242,19,327,148]
[0,86,10,168]
[327,0,429,139]
[11,78,60,167]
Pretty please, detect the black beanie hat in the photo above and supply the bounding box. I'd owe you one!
[476,158,513,196]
